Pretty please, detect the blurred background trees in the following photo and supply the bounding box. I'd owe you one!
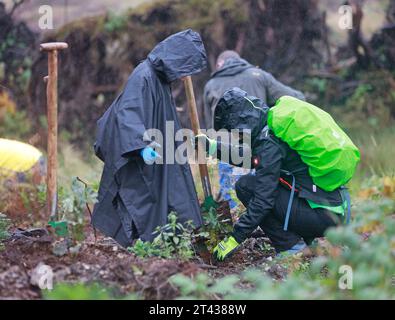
[0,0,394,168]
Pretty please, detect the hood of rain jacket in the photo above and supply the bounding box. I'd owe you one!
[214,87,269,142]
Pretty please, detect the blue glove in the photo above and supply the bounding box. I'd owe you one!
[140,147,160,164]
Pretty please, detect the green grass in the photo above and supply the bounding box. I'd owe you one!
[58,142,103,192]
[348,127,395,194]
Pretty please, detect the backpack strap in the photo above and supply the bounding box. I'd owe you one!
[281,170,296,231]
[280,167,313,231]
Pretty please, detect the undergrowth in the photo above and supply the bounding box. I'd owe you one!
[170,177,395,299]
[44,282,138,300]
[0,213,10,250]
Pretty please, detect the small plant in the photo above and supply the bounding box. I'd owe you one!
[129,211,205,260]
[129,239,163,258]
[203,207,232,235]
[153,211,197,260]
[0,213,11,250]
[36,183,47,206]
[202,207,233,251]
[262,242,275,253]
[57,177,98,242]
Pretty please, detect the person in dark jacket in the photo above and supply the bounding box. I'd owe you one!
[203,51,305,129]
[203,51,305,209]
[92,30,206,247]
[195,88,346,259]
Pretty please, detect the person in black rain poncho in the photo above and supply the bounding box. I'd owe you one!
[92,30,207,247]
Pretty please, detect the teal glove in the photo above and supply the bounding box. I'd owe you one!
[140,147,160,165]
[194,134,217,156]
[213,236,240,261]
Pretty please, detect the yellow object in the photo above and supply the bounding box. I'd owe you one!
[0,138,42,177]
[383,176,395,198]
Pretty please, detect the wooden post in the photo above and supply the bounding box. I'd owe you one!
[183,76,213,199]
[40,42,68,220]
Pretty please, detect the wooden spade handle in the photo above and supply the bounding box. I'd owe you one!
[41,42,68,219]
[183,76,213,199]
[40,42,68,52]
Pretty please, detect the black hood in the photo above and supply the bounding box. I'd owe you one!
[214,88,269,141]
[211,58,253,78]
[147,29,207,83]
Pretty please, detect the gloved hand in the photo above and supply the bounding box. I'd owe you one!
[194,134,217,156]
[213,236,240,261]
[140,147,160,165]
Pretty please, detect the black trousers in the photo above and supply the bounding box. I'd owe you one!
[235,174,343,252]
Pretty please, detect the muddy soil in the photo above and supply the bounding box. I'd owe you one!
[0,225,282,300]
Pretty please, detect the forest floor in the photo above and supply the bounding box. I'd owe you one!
[0,223,293,300]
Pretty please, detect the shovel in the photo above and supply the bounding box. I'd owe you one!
[40,42,69,237]
[183,76,234,262]
[182,76,217,212]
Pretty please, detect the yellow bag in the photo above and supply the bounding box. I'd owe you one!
[0,138,42,178]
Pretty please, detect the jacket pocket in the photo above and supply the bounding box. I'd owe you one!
[117,158,156,214]
[134,158,157,203]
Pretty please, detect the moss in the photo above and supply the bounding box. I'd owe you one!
[56,15,108,40]
[173,0,248,30]
[131,0,172,16]
[53,0,248,41]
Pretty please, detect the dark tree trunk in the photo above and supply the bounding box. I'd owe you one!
[346,0,374,68]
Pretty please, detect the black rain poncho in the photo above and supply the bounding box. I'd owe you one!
[92,29,207,247]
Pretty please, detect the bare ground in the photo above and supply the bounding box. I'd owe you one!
[0,225,285,300]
